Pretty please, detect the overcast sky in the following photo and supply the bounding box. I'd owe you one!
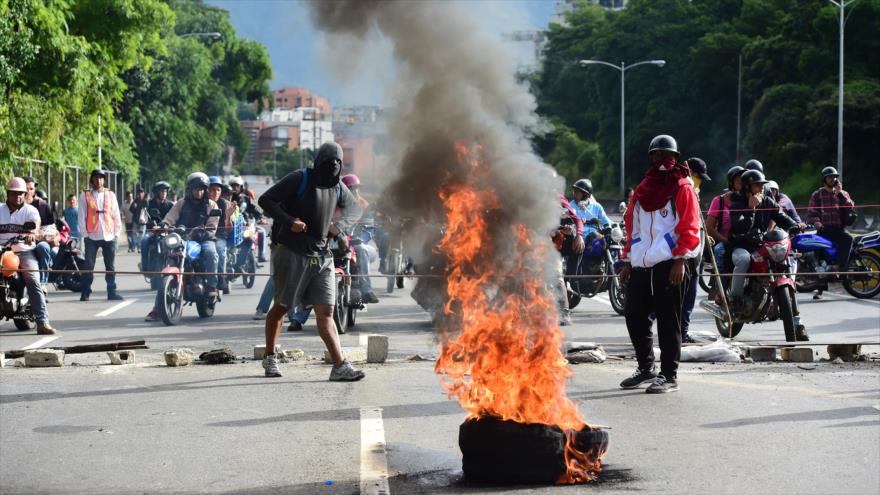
[206,0,558,106]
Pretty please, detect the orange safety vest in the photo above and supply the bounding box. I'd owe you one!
[84,190,119,234]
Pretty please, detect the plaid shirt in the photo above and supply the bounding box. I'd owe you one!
[807,187,854,229]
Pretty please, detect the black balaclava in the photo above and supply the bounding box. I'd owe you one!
[313,142,343,188]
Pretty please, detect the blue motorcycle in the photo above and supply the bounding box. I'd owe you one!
[566,220,627,316]
[792,228,880,299]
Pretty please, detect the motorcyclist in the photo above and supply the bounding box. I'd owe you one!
[22,176,55,288]
[144,173,220,321]
[1,178,56,334]
[140,181,174,282]
[744,159,764,173]
[766,180,802,223]
[727,170,804,316]
[553,193,584,326]
[706,166,745,291]
[566,178,610,294]
[341,174,379,304]
[230,176,267,263]
[208,176,234,294]
[807,166,856,299]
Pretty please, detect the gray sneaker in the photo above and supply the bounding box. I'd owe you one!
[262,354,282,377]
[329,360,365,382]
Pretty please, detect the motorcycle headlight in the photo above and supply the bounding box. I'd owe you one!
[610,227,624,243]
[766,242,789,263]
[163,234,181,250]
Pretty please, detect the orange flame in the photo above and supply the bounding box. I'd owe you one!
[434,143,604,484]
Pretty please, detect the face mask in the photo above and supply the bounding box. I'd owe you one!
[691,177,702,190]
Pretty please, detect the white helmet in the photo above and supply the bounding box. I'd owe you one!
[186,172,210,191]
[766,180,779,191]
[228,176,244,187]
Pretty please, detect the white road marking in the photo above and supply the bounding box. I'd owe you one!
[22,336,59,350]
[95,299,137,317]
[591,294,613,307]
[360,406,390,495]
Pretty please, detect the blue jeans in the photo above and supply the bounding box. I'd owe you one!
[354,243,374,294]
[17,250,49,325]
[34,241,52,285]
[730,248,752,298]
[713,243,727,275]
[82,238,118,296]
[256,277,309,322]
[215,238,227,287]
[198,240,219,288]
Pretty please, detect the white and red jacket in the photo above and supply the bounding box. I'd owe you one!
[621,180,701,268]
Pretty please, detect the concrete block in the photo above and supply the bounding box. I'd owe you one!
[748,347,778,362]
[107,350,136,365]
[366,335,389,363]
[324,346,367,364]
[827,344,861,362]
[254,345,281,361]
[0,352,5,368]
[164,348,193,367]
[24,349,64,367]
[278,349,305,363]
[780,347,813,363]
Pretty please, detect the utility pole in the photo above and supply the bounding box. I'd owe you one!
[827,0,855,182]
[736,54,742,166]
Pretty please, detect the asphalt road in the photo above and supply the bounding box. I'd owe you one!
[1,248,879,494]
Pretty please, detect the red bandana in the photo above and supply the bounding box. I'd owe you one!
[632,157,690,212]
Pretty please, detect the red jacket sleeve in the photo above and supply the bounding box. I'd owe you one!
[620,196,636,262]
[672,181,701,258]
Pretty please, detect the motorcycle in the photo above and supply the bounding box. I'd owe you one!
[380,218,413,294]
[225,217,257,289]
[331,234,364,333]
[1,223,38,331]
[792,228,880,299]
[155,211,223,325]
[141,208,171,290]
[565,220,627,316]
[47,220,86,292]
[700,228,806,341]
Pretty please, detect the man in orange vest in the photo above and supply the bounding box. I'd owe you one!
[77,168,124,301]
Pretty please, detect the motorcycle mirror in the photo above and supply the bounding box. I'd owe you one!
[23,222,36,230]
[209,209,222,217]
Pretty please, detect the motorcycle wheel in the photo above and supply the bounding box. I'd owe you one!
[158,275,183,326]
[196,296,215,318]
[333,279,348,334]
[698,261,714,294]
[714,317,743,339]
[776,285,797,342]
[347,305,357,328]
[609,276,626,316]
[842,251,880,299]
[13,317,35,331]
[61,259,83,293]
[242,252,256,289]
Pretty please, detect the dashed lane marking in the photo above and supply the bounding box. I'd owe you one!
[360,406,390,495]
[95,299,137,317]
[22,336,59,350]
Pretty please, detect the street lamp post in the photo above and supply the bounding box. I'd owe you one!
[579,59,666,198]
[826,0,855,182]
[179,32,222,40]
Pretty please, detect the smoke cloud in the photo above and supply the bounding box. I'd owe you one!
[308,0,564,318]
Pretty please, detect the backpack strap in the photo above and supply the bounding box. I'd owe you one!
[296,169,309,198]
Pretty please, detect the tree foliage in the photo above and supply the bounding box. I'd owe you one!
[534,0,880,203]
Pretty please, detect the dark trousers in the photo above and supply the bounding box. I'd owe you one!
[820,227,853,271]
[625,259,689,379]
[681,268,699,334]
[82,238,118,296]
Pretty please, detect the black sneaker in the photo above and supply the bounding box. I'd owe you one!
[363,292,379,304]
[795,325,810,341]
[646,374,679,394]
[682,333,696,344]
[619,367,657,389]
[287,320,303,332]
[107,293,123,301]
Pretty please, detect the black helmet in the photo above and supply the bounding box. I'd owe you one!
[744,159,764,173]
[35,189,48,201]
[90,168,108,180]
[152,181,171,191]
[727,165,745,189]
[572,178,593,195]
[648,135,679,155]
[821,166,839,178]
[740,169,769,191]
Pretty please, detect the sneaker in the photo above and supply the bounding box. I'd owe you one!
[253,310,266,320]
[619,367,657,389]
[363,292,379,304]
[108,293,124,301]
[795,325,810,341]
[329,360,365,381]
[287,320,303,332]
[262,354,282,377]
[144,310,160,322]
[80,293,90,302]
[222,285,230,295]
[206,286,218,297]
[646,374,679,394]
[559,309,572,327]
[813,291,823,300]
[36,323,58,335]
[682,333,696,344]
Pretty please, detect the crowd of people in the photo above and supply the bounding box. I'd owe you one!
[1,136,860,386]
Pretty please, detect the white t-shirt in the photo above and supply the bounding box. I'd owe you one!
[0,203,41,252]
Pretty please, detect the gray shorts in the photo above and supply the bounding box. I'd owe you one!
[271,245,336,309]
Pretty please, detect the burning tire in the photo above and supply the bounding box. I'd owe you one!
[459,417,608,484]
